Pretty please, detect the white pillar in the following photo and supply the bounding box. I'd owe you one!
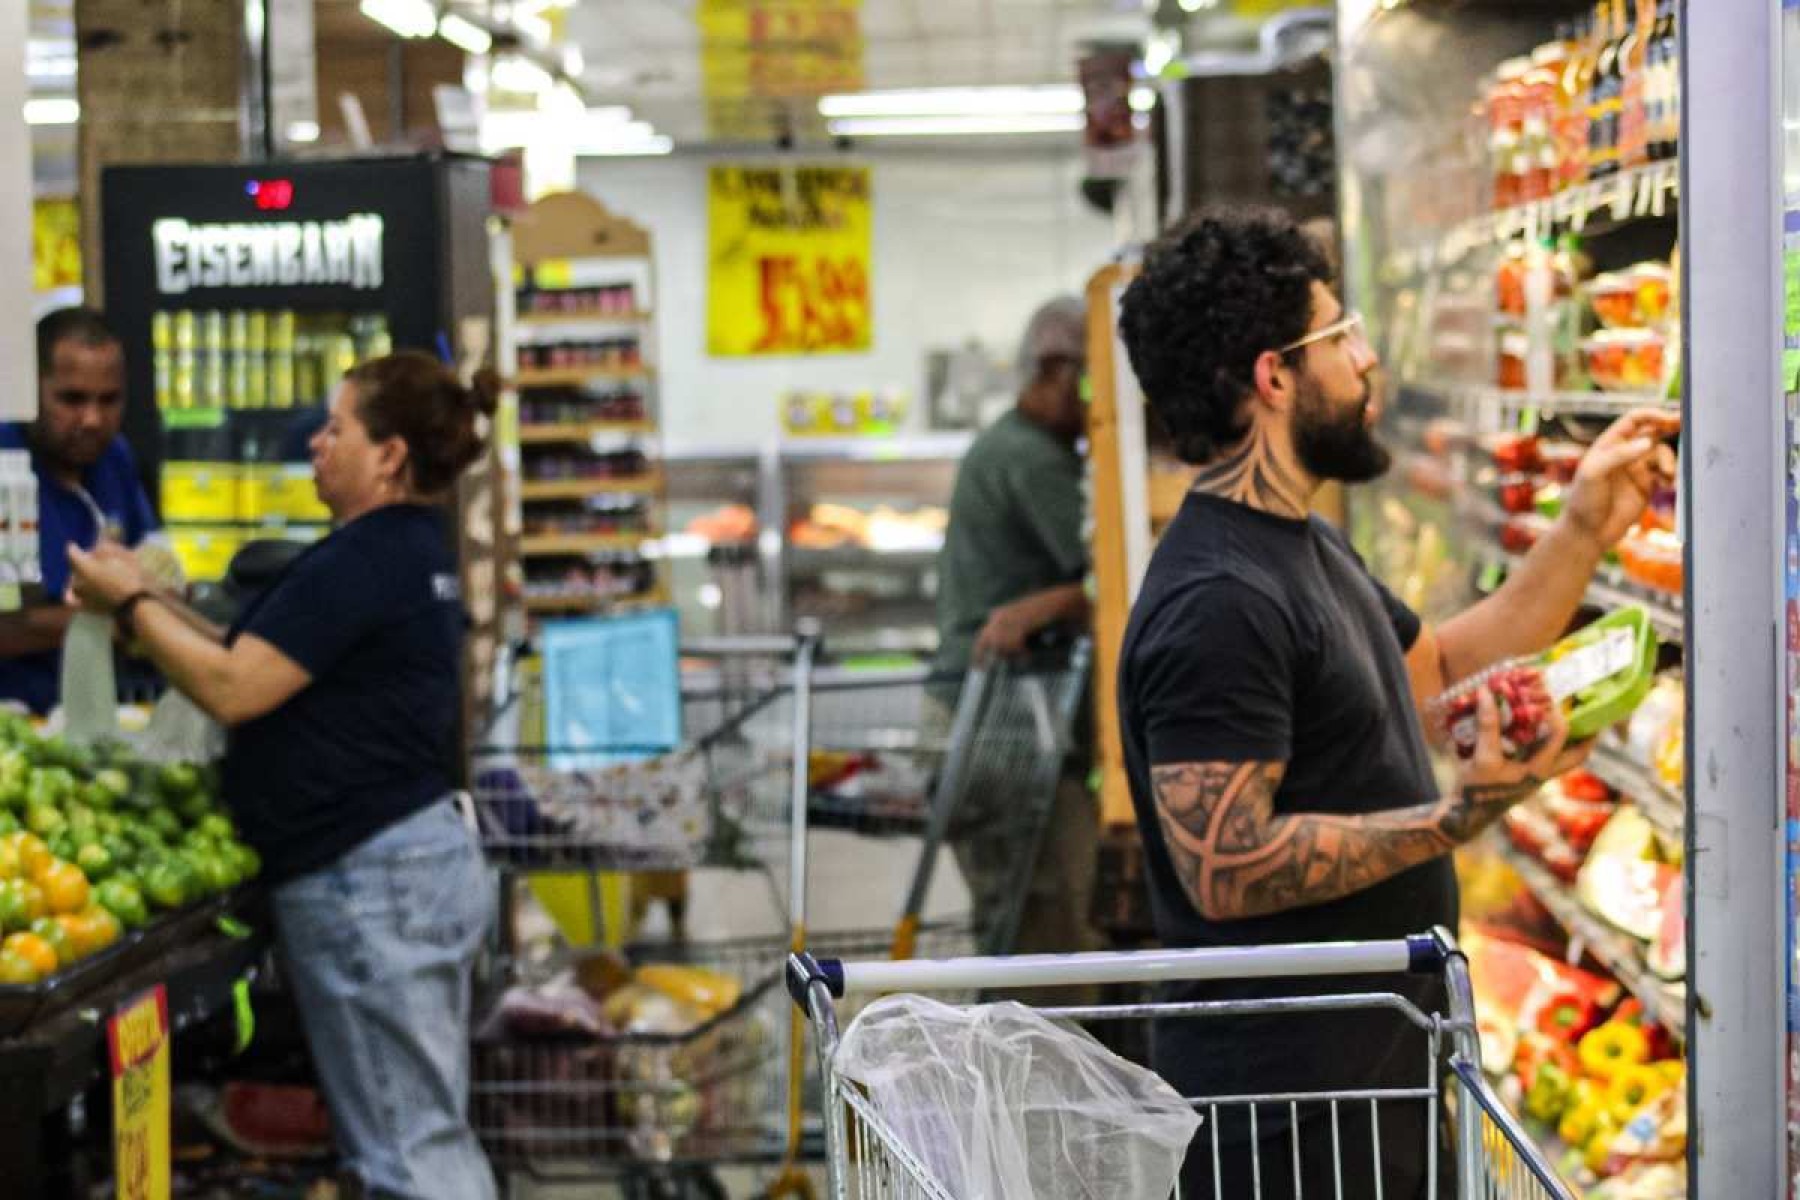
[1684,0,1785,1195]
[0,3,35,419]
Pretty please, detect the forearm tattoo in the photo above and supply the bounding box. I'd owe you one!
[1190,429,1310,519]
[1150,762,1545,921]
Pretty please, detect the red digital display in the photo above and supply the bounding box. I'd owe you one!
[245,179,295,211]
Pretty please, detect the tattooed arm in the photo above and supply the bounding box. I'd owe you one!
[1151,689,1589,921]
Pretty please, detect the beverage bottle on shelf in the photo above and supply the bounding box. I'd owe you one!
[1569,8,1598,185]
[1491,59,1530,208]
[172,310,196,411]
[1555,16,1592,191]
[244,310,268,409]
[226,309,249,410]
[199,310,226,409]
[1644,0,1669,161]
[1617,0,1651,171]
[1587,0,1623,179]
[150,312,172,412]
[1653,0,1680,161]
[268,310,296,409]
[1522,45,1562,202]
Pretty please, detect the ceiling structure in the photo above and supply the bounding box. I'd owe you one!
[24,0,1319,165]
[560,0,1159,145]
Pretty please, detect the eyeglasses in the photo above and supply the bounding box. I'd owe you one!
[1277,310,1367,355]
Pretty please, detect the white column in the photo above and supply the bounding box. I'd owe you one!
[1684,0,1784,1195]
[0,3,35,419]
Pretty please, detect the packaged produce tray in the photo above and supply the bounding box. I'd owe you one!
[0,886,252,1039]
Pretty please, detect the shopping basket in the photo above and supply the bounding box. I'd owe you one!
[785,928,1575,1200]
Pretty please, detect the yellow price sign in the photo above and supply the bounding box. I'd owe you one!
[707,164,872,357]
[109,986,172,1200]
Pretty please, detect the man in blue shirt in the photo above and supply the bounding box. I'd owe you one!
[0,308,157,712]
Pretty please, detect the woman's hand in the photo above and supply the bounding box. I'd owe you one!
[67,542,152,613]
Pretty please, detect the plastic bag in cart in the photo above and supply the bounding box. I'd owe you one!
[836,995,1199,1200]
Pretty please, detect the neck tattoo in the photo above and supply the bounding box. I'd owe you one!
[1190,428,1310,519]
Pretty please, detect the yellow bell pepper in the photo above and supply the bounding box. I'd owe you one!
[1605,1063,1672,1123]
[1578,1021,1650,1082]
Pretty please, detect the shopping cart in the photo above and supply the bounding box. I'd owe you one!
[785,928,1575,1200]
[467,623,1093,1197]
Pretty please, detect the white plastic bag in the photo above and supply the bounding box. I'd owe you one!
[835,995,1199,1200]
[59,611,118,746]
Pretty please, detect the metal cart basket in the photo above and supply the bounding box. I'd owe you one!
[467,626,1091,1197]
[786,929,1575,1200]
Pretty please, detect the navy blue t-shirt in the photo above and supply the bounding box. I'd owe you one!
[0,424,157,714]
[222,503,463,884]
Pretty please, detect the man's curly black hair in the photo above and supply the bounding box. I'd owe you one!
[1119,206,1330,465]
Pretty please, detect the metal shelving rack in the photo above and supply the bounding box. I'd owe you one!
[506,193,668,619]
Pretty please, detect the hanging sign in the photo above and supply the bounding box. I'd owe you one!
[707,164,871,356]
[110,985,172,1200]
[698,0,863,138]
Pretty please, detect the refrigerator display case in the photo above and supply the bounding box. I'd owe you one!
[99,155,508,744]
[100,155,496,583]
[1329,1,1791,1195]
[663,434,968,653]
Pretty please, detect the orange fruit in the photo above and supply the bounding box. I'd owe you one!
[83,906,122,952]
[0,840,18,880]
[17,880,45,923]
[2,832,50,880]
[38,861,88,915]
[4,930,58,976]
[0,949,38,985]
[52,913,90,961]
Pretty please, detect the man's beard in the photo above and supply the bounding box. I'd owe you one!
[1292,375,1391,484]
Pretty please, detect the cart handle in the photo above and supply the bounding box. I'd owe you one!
[786,929,1454,1007]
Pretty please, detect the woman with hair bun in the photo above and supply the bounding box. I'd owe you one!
[68,350,500,1200]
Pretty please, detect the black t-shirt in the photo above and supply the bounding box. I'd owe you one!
[1118,493,1455,1137]
[222,504,462,885]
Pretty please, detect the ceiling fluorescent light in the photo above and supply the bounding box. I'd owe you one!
[360,0,438,39]
[1143,30,1180,77]
[491,55,554,95]
[819,86,1083,119]
[581,134,674,157]
[827,114,1084,137]
[24,98,80,126]
[512,11,554,46]
[438,14,493,55]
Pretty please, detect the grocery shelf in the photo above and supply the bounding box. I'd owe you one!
[1480,546,1683,645]
[523,585,669,614]
[1586,740,1684,846]
[1582,563,1683,644]
[1407,379,1675,420]
[516,310,653,328]
[516,365,654,389]
[788,544,941,573]
[1499,845,1687,1039]
[517,420,655,444]
[1386,161,1679,276]
[518,471,664,501]
[775,432,974,462]
[520,530,653,557]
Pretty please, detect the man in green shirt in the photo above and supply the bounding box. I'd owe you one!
[933,296,1101,980]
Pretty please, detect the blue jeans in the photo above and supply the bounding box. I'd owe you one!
[272,800,498,1200]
